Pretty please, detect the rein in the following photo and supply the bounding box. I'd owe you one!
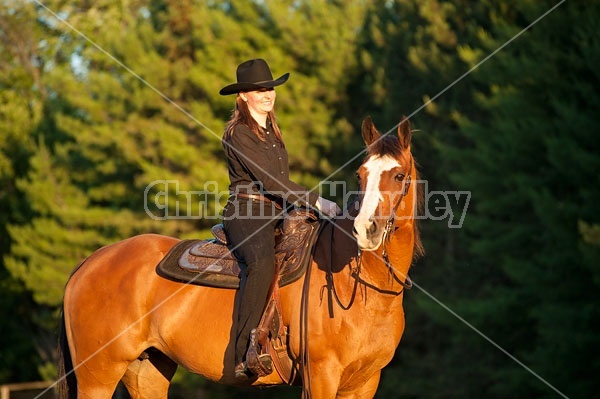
[325,159,414,318]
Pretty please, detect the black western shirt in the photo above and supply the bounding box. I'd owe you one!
[222,122,319,208]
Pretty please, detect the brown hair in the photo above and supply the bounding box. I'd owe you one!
[223,95,284,147]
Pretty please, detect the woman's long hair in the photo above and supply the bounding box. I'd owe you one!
[224,94,284,147]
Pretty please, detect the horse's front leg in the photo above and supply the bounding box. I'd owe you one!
[305,360,343,399]
[336,371,381,399]
[121,349,177,399]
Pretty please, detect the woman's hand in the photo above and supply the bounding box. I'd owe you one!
[316,197,341,218]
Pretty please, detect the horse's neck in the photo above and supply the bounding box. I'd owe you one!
[360,224,414,292]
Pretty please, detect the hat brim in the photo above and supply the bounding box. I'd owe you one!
[219,73,290,96]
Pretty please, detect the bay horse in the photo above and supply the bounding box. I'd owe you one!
[57,116,423,399]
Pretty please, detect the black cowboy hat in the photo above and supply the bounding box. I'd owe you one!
[219,58,289,96]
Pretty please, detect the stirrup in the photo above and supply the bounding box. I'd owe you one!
[246,353,273,377]
[245,328,273,377]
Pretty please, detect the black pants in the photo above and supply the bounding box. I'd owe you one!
[223,198,281,365]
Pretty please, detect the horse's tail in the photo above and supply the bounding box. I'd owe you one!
[57,307,77,399]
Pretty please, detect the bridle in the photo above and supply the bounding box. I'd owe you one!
[324,157,414,318]
[379,157,414,290]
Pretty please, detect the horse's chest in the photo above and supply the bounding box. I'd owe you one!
[341,310,404,362]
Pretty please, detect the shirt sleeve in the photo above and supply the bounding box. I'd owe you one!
[225,125,320,207]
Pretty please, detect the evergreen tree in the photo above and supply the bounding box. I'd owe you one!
[351,1,599,398]
[349,1,502,396]
[0,0,54,382]
[445,1,600,397]
[2,0,228,380]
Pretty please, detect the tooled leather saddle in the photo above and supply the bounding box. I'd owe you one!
[155,207,324,384]
[156,208,322,289]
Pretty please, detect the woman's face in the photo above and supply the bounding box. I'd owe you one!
[241,88,276,117]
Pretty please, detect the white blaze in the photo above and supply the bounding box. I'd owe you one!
[355,155,401,250]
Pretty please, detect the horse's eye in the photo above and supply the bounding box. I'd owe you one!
[395,173,405,183]
[355,173,361,181]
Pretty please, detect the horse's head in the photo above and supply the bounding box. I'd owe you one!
[353,116,417,251]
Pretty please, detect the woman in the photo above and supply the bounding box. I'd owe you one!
[219,58,339,380]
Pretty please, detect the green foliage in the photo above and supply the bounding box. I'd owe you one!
[0,1,598,398]
[441,1,600,397]
[354,1,600,398]
[0,0,54,384]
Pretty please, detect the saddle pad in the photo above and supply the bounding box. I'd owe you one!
[156,217,324,289]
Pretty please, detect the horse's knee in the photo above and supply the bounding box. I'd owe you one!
[73,361,128,399]
[122,349,177,399]
[338,371,381,399]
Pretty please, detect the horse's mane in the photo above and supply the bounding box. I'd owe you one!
[366,134,403,159]
[412,164,425,260]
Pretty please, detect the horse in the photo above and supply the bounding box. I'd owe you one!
[57,116,423,399]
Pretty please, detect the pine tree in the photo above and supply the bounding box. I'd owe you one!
[349,1,506,396]
[445,1,600,397]
[2,0,229,380]
[348,1,600,397]
[0,0,55,382]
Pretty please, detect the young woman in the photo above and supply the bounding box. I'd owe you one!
[219,59,339,380]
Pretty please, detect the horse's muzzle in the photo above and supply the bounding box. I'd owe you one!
[353,219,384,251]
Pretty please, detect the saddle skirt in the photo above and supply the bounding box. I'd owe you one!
[156,208,323,289]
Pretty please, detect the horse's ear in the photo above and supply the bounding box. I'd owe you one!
[362,116,380,146]
[397,116,412,149]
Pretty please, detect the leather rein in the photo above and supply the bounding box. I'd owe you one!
[325,159,414,318]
